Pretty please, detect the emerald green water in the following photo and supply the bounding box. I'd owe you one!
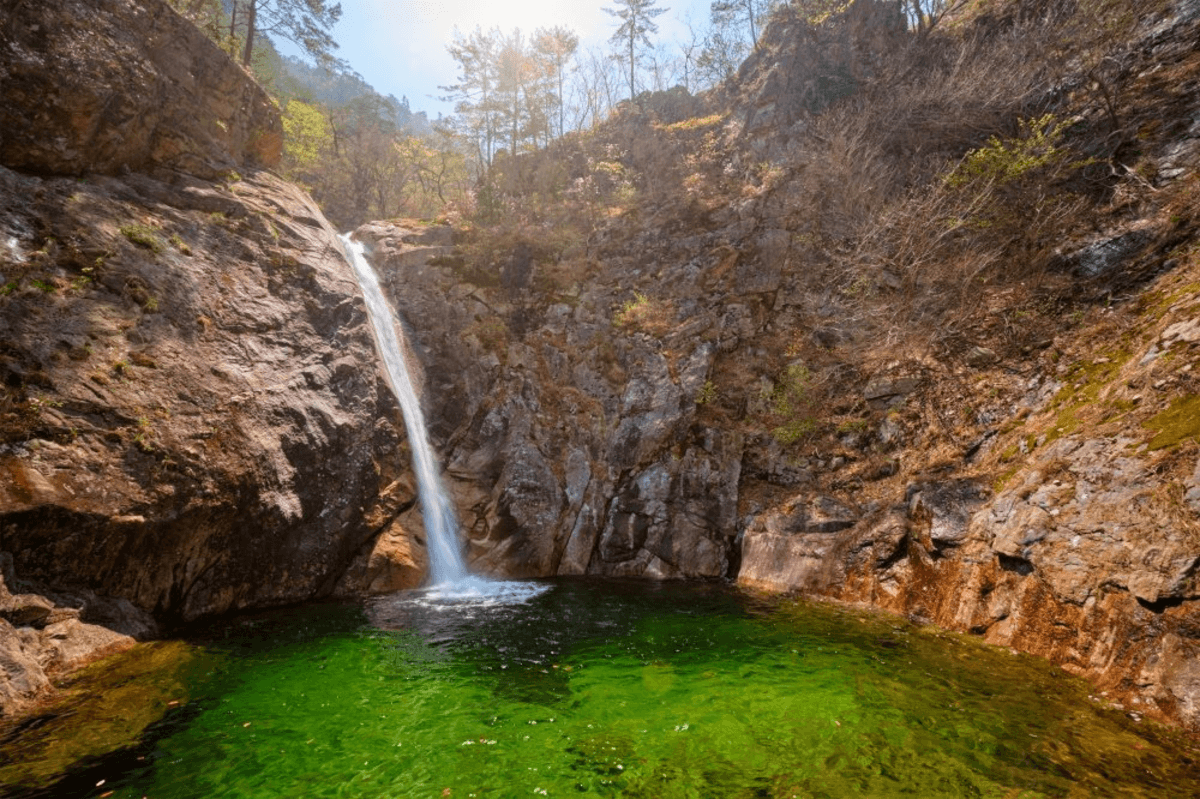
[3,579,1199,798]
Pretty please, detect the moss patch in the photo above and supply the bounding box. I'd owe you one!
[1042,353,1130,446]
[1138,278,1200,323]
[119,223,166,253]
[1144,394,1200,450]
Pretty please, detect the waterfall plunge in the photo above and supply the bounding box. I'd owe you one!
[341,234,468,586]
[341,233,548,606]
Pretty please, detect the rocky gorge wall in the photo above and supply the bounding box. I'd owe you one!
[0,0,408,715]
[0,0,1197,740]
[351,212,1200,727]
[349,221,742,587]
[345,0,1200,729]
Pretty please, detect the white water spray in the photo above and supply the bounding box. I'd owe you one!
[341,234,468,585]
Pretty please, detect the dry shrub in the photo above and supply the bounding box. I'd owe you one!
[752,0,1154,362]
[613,292,675,338]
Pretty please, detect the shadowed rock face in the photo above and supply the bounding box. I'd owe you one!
[0,0,281,179]
[350,221,742,584]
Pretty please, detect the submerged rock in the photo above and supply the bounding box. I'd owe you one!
[0,556,153,717]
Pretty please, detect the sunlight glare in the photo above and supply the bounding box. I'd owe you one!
[384,0,604,37]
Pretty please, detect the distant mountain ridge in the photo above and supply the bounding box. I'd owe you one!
[278,55,433,136]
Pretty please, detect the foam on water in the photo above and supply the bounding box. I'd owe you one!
[413,576,550,607]
[6,236,24,263]
[366,577,552,642]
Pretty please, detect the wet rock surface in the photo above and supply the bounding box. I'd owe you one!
[0,554,154,717]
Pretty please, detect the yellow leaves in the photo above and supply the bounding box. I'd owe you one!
[944,114,1078,190]
[656,113,727,133]
[282,100,331,169]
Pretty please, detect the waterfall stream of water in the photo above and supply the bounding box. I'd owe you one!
[341,234,468,586]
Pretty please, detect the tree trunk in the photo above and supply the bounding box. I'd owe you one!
[228,1,238,58]
[241,0,256,66]
[327,109,341,158]
[628,32,636,102]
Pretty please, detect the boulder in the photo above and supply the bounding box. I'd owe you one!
[0,559,148,717]
[0,619,51,716]
[0,164,402,624]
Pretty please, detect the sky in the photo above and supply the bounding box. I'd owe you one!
[275,0,712,118]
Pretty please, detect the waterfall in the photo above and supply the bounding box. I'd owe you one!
[340,234,468,586]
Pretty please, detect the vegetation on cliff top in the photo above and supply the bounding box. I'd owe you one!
[402,0,1200,508]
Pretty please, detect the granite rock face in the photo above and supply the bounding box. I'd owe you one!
[0,0,409,718]
[0,0,281,179]
[350,222,741,583]
[0,166,404,626]
[0,0,402,656]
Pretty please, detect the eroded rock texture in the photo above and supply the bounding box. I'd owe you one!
[0,168,404,626]
[0,0,404,716]
[352,222,741,583]
[0,0,281,178]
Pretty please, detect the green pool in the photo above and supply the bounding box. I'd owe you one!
[2,578,1198,798]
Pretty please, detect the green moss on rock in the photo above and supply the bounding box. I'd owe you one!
[1144,394,1200,450]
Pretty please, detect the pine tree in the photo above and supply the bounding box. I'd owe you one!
[233,0,343,69]
[604,0,669,103]
[442,27,503,168]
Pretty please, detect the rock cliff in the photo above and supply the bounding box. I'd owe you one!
[0,0,403,715]
[343,0,1200,728]
[348,220,740,586]
[1,0,281,178]
[2,0,1199,737]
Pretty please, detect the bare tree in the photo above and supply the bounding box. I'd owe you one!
[711,0,778,50]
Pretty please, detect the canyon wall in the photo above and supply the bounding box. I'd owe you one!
[1,0,1198,735]
[0,0,406,715]
[349,1,1200,728]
